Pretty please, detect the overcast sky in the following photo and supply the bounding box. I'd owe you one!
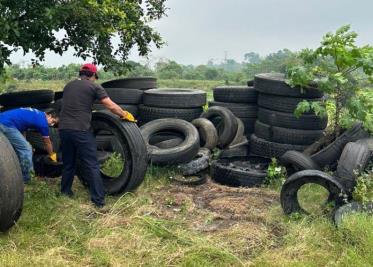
[10,0,373,67]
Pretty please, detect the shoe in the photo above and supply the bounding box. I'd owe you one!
[60,190,74,198]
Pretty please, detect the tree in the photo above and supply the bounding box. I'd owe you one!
[287,25,373,137]
[0,0,167,76]
[244,52,261,64]
[156,60,183,79]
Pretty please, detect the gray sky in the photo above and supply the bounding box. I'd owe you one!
[10,0,373,67]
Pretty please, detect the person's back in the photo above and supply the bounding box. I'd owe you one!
[59,79,107,131]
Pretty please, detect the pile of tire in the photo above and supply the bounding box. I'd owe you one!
[139,89,207,124]
[209,85,258,138]
[0,89,55,112]
[251,73,327,158]
[94,77,158,119]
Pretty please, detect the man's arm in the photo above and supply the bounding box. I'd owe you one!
[42,137,54,155]
[100,97,126,117]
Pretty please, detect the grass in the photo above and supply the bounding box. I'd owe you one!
[1,79,373,266]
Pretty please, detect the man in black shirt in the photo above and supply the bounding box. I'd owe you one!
[59,63,135,207]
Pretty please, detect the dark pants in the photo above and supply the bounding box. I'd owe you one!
[59,129,105,206]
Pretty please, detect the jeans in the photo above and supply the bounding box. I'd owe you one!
[59,129,105,206]
[0,123,33,183]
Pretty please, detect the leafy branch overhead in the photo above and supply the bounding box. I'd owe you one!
[0,0,167,75]
[287,25,373,136]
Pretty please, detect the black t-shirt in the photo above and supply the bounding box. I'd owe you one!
[59,79,108,131]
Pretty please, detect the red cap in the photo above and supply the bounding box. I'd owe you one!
[80,63,98,78]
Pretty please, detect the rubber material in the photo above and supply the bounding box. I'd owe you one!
[280,150,321,175]
[254,73,323,98]
[26,127,61,153]
[0,90,54,106]
[143,89,206,108]
[177,148,211,175]
[254,120,323,145]
[201,106,238,148]
[173,172,208,186]
[336,142,370,193]
[208,101,257,118]
[211,156,271,187]
[101,77,157,90]
[258,107,328,130]
[280,170,346,215]
[258,93,322,113]
[213,86,258,103]
[104,88,143,104]
[191,118,218,150]
[334,201,373,226]
[140,119,200,165]
[250,134,307,158]
[139,105,203,123]
[0,132,24,232]
[92,104,139,117]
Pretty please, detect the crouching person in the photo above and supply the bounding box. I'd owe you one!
[0,108,58,183]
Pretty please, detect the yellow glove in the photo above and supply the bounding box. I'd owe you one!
[122,110,137,123]
[49,153,57,162]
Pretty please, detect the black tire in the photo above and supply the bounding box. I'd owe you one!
[33,154,63,178]
[254,120,324,145]
[280,170,346,215]
[1,103,54,112]
[258,93,322,113]
[310,123,369,169]
[172,172,208,186]
[191,118,218,150]
[101,77,157,90]
[250,134,307,158]
[104,88,143,104]
[143,89,206,108]
[356,138,373,152]
[140,119,200,165]
[139,105,203,123]
[148,131,185,145]
[77,111,148,194]
[211,156,271,187]
[154,137,184,149]
[334,201,373,226]
[26,127,61,153]
[228,118,247,147]
[208,101,257,118]
[240,117,256,135]
[254,73,323,98]
[219,143,250,159]
[201,106,238,148]
[0,90,54,106]
[0,132,24,232]
[336,142,370,193]
[54,91,63,101]
[280,151,321,175]
[93,104,139,117]
[258,107,328,130]
[177,148,211,175]
[213,86,258,103]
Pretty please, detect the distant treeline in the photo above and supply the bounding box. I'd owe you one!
[7,49,296,83]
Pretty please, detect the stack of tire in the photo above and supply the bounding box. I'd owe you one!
[0,89,55,112]
[251,73,327,158]
[139,89,207,124]
[94,77,158,119]
[209,85,258,138]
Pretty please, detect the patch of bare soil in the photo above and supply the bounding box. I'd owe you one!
[151,177,279,232]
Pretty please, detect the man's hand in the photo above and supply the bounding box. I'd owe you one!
[122,110,137,123]
[49,152,57,163]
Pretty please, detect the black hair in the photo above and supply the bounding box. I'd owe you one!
[79,70,95,78]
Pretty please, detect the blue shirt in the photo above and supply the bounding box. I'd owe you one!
[0,108,49,137]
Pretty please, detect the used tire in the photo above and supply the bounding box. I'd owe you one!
[250,134,307,158]
[154,137,184,149]
[356,138,373,152]
[26,127,61,153]
[213,86,258,103]
[177,148,211,175]
[140,119,200,165]
[103,88,143,104]
[258,107,327,130]
[77,111,148,194]
[280,150,321,175]
[208,101,257,118]
[280,170,346,215]
[310,123,369,169]
[0,132,24,232]
[54,91,63,101]
[201,106,238,148]
[211,156,271,187]
[139,105,203,123]
[334,201,373,226]
[191,118,218,150]
[172,172,208,186]
[92,104,139,117]
[101,77,157,90]
[258,93,322,113]
[0,90,54,106]
[143,89,206,108]
[254,120,324,145]
[254,73,323,98]
[219,143,250,159]
[336,142,370,193]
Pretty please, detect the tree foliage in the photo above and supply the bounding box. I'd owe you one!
[0,0,167,76]
[287,25,373,135]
